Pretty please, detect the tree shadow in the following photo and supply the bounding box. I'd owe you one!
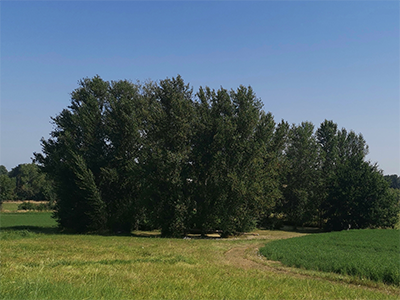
[280,225,324,233]
[1,225,142,237]
[1,225,60,235]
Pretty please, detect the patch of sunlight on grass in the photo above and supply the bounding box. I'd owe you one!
[1,231,399,299]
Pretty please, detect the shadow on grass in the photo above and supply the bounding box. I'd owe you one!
[0,224,322,238]
[279,225,324,233]
[0,225,141,237]
[1,225,60,235]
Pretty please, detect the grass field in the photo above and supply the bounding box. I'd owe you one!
[0,212,57,230]
[260,229,400,286]
[1,212,399,299]
[1,201,52,213]
[1,201,20,212]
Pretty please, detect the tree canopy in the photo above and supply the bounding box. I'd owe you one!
[34,75,399,235]
[0,163,55,205]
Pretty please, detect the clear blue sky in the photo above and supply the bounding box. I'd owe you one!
[1,1,399,174]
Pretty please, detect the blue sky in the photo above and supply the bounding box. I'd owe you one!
[1,1,399,174]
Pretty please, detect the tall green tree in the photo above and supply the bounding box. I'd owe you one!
[192,86,285,236]
[317,125,398,230]
[144,76,195,237]
[36,76,109,232]
[280,122,320,228]
[325,158,399,230]
[316,120,339,227]
[101,79,149,232]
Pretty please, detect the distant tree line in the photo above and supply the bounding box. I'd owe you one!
[0,163,56,205]
[384,174,400,190]
[33,75,399,236]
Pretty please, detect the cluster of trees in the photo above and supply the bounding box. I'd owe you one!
[34,75,399,236]
[384,174,400,190]
[0,164,56,205]
[275,121,400,231]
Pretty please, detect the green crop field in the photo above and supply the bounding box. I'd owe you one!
[1,212,399,299]
[260,229,400,286]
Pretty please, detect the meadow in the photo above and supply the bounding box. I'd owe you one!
[0,201,57,235]
[1,209,399,299]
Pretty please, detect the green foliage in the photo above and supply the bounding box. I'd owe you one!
[389,188,400,204]
[280,122,320,227]
[385,174,400,189]
[144,76,195,237]
[0,165,8,175]
[17,201,53,211]
[278,119,398,231]
[36,75,287,236]
[323,125,399,231]
[0,174,16,202]
[35,75,397,235]
[323,153,398,231]
[260,229,400,285]
[7,163,55,201]
[191,86,285,236]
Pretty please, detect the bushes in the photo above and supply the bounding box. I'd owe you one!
[17,202,53,211]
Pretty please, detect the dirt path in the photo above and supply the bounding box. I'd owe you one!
[224,243,293,273]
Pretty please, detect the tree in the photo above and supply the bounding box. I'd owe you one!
[0,165,8,176]
[143,76,195,237]
[384,174,400,189]
[315,120,339,227]
[36,75,397,235]
[191,85,285,236]
[37,76,156,233]
[325,158,399,230]
[8,163,51,200]
[280,122,320,228]
[101,79,149,232]
[35,76,110,232]
[0,175,15,205]
[318,125,398,230]
[0,166,16,204]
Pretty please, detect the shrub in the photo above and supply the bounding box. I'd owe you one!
[18,202,52,211]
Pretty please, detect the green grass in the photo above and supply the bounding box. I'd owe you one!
[260,229,400,286]
[0,212,57,229]
[2,201,53,212]
[1,212,399,299]
[1,202,20,212]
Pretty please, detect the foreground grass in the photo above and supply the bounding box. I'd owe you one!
[1,233,398,299]
[260,229,400,286]
[1,212,399,299]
